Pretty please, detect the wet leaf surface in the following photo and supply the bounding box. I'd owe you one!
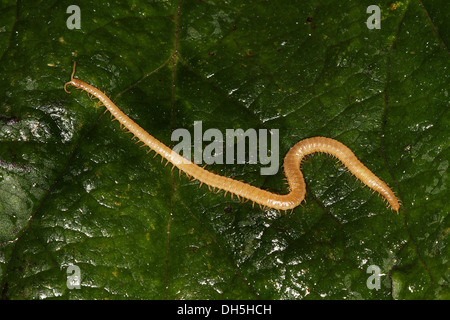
[0,0,448,299]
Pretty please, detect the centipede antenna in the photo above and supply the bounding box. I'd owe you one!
[71,61,76,80]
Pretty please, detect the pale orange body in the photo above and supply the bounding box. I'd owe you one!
[64,63,400,212]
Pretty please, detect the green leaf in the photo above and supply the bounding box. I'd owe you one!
[0,0,448,300]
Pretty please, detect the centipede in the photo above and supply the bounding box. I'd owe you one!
[64,62,400,213]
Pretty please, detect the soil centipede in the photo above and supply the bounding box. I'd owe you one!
[64,62,400,213]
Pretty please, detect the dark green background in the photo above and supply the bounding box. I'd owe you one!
[0,0,448,299]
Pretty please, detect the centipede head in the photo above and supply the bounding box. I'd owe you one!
[64,61,78,93]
